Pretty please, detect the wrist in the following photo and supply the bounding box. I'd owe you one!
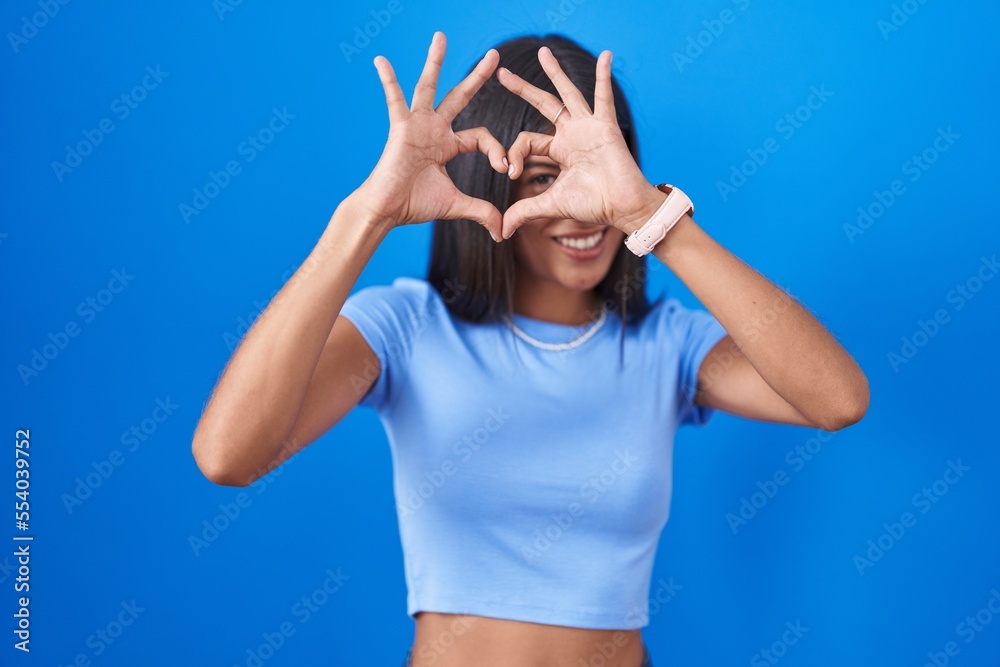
[341,186,398,238]
[617,184,668,236]
[621,183,697,258]
[648,212,696,264]
[318,192,394,262]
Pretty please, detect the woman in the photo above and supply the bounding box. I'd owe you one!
[191,31,869,667]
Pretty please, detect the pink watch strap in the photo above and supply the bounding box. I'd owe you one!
[624,184,694,256]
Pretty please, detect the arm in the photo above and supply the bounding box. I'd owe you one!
[495,46,869,431]
[620,192,869,431]
[191,199,390,487]
[191,31,508,486]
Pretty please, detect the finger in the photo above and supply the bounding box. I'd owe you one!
[537,46,592,116]
[502,191,559,239]
[454,126,508,174]
[443,190,503,242]
[436,48,500,124]
[411,31,446,111]
[593,50,616,121]
[496,66,565,126]
[373,55,409,124]
[505,131,554,180]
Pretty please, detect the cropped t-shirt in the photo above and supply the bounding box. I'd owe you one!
[339,276,729,630]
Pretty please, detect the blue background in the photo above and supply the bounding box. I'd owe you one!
[4,0,999,665]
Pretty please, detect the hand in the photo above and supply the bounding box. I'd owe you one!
[355,31,509,241]
[496,47,666,240]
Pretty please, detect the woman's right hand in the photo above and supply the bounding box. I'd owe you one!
[353,31,508,242]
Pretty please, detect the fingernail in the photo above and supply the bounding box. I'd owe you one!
[489,230,498,242]
[502,156,509,169]
[507,163,515,177]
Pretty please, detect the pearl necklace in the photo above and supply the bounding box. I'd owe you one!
[501,308,608,351]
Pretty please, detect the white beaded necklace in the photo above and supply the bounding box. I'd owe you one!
[501,308,608,352]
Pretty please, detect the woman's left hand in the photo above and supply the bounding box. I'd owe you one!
[496,47,666,240]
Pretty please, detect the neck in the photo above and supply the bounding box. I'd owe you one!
[512,273,601,326]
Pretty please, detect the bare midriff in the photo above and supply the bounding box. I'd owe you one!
[410,611,646,667]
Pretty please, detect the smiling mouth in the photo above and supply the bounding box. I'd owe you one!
[552,228,607,250]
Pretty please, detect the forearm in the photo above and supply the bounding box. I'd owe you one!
[192,192,391,482]
[631,208,868,426]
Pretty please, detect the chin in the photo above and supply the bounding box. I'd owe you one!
[553,265,612,292]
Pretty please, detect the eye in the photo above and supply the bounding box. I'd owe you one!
[529,173,556,186]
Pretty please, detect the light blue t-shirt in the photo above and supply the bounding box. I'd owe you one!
[339,276,728,630]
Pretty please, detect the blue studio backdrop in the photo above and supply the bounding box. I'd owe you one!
[4,1,999,665]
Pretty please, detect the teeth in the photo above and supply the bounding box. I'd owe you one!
[555,230,603,250]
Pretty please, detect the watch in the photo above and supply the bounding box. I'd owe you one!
[623,184,694,257]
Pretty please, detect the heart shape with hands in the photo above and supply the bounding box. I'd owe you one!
[358,31,667,245]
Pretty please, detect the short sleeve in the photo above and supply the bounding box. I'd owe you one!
[660,297,730,427]
[338,278,433,413]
